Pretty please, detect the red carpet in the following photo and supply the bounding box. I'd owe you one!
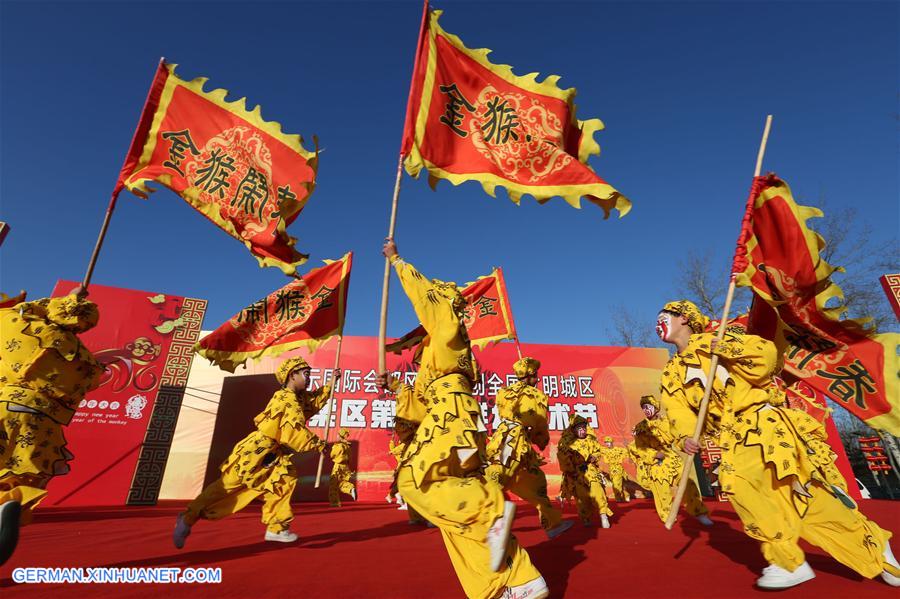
[1,499,897,597]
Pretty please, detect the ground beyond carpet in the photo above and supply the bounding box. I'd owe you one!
[1,500,897,597]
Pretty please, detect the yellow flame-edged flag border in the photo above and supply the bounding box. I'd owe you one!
[121,62,318,275]
[734,177,868,331]
[193,252,351,373]
[404,9,630,218]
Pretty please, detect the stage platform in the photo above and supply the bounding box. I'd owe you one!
[1,499,897,597]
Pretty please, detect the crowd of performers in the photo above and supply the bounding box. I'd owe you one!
[1,241,899,598]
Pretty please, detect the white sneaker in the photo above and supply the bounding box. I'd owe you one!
[350,488,357,501]
[0,500,22,566]
[696,514,714,527]
[882,542,900,587]
[385,494,393,504]
[756,561,815,589]
[172,513,191,550]
[487,501,516,572]
[264,529,298,543]
[503,576,549,599]
[600,514,610,529]
[397,503,408,511]
[546,520,573,539]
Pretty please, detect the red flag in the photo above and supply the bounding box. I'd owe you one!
[116,61,318,275]
[401,7,629,218]
[196,253,352,372]
[387,267,518,353]
[0,291,26,309]
[733,174,900,434]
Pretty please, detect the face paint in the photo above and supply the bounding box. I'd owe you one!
[642,403,656,419]
[575,426,587,439]
[656,312,672,341]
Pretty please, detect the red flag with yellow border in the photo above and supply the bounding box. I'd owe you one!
[387,267,518,353]
[401,7,630,218]
[0,291,26,309]
[196,252,352,372]
[733,174,900,434]
[116,61,318,275]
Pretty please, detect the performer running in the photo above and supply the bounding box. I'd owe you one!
[173,357,337,547]
[598,435,632,502]
[486,357,572,539]
[0,287,103,565]
[382,238,546,599]
[657,299,899,589]
[631,395,712,526]
[328,428,357,507]
[557,415,613,528]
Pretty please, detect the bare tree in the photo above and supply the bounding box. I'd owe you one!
[675,251,751,319]
[814,203,898,333]
[605,303,662,348]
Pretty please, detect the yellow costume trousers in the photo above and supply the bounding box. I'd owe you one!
[398,465,540,599]
[0,405,74,526]
[727,441,893,577]
[646,475,707,523]
[574,479,613,524]
[487,462,562,532]
[608,468,630,502]
[182,466,297,533]
[328,464,355,507]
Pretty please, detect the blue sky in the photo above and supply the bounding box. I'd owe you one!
[1,1,897,345]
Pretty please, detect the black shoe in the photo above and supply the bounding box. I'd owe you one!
[0,501,22,566]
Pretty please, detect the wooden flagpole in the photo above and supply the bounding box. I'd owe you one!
[664,115,773,530]
[82,194,119,289]
[83,57,166,290]
[378,0,429,376]
[378,156,404,376]
[315,335,344,488]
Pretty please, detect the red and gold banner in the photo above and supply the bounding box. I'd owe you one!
[386,267,518,353]
[733,174,900,434]
[196,252,352,372]
[46,281,206,506]
[0,290,26,309]
[879,274,900,322]
[115,61,318,275]
[401,7,630,218]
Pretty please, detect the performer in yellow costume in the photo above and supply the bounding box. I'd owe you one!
[630,395,712,526]
[486,356,572,539]
[173,357,336,547]
[382,239,545,599]
[598,435,632,502]
[557,416,613,528]
[657,299,899,589]
[328,428,356,507]
[0,288,103,565]
[382,377,415,508]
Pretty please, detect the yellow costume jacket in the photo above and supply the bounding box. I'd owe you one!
[390,257,484,489]
[222,385,330,494]
[631,417,684,487]
[0,297,103,425]
[661,332,832,514]
[486,382,550,473]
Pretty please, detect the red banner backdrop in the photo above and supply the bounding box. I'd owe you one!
[44,281,206,506]
[205,336,669,501]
